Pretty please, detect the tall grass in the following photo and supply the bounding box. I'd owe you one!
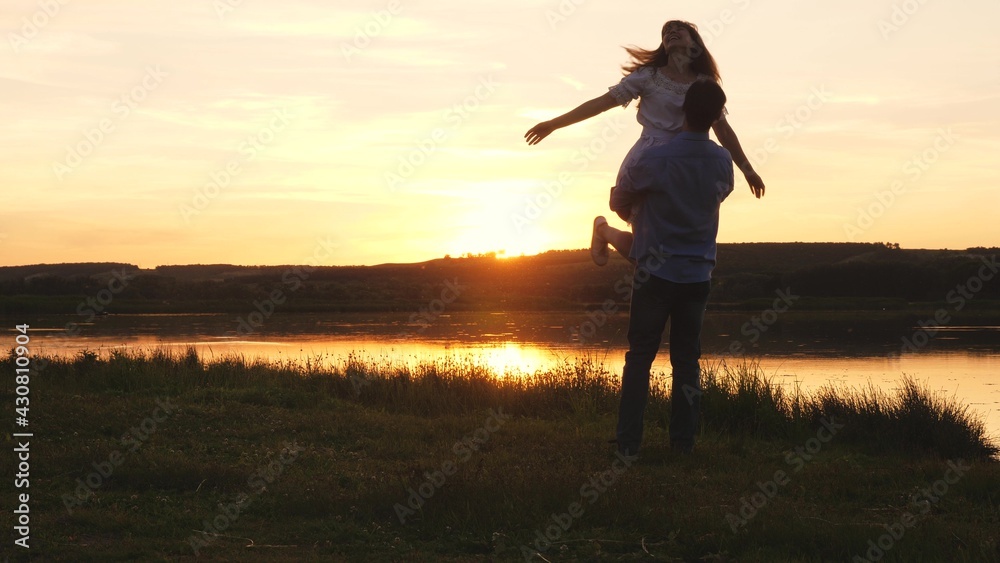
[14,347,998,460]
[700,358,997,459]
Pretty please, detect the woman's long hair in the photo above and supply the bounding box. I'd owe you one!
[622,20,720,82]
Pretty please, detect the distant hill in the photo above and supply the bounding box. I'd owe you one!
[0,262,139,280]
[1,243,998,315]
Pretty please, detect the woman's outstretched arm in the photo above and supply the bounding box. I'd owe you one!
[713,119,765,198]
[524,92,619,145]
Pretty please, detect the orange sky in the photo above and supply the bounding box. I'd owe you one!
[2,0,998,268]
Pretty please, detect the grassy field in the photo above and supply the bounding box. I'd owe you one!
[2,349,998,562]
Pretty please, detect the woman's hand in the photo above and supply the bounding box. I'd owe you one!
[713,120,766,199]
[524,121,556,145]
[745,170,765,198]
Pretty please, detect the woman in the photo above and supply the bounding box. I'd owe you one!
[525,20,765,265]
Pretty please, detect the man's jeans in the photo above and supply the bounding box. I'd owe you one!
[616,274,711,455]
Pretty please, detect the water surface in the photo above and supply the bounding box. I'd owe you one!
[11,311,999,439]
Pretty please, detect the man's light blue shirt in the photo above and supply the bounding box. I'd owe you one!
[610,131,734,283]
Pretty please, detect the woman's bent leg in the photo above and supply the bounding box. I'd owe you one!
[600,224,634,260]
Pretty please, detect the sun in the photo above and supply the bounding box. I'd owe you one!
[438,179,586,261]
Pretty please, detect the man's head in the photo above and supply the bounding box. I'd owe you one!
[682,80,727,132]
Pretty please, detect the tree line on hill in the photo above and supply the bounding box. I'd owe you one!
[1,244,997,315]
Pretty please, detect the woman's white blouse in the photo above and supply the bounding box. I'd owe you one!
[608,66,727,138]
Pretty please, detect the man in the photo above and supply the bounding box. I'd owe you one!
[609,80,734,457]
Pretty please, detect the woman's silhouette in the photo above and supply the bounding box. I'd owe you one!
[525,20,765,265]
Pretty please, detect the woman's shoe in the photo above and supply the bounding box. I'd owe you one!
[591,216,609,266]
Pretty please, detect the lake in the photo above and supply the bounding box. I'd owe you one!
[9,310,1000,439]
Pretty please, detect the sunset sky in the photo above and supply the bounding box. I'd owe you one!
[2,0,998,268]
